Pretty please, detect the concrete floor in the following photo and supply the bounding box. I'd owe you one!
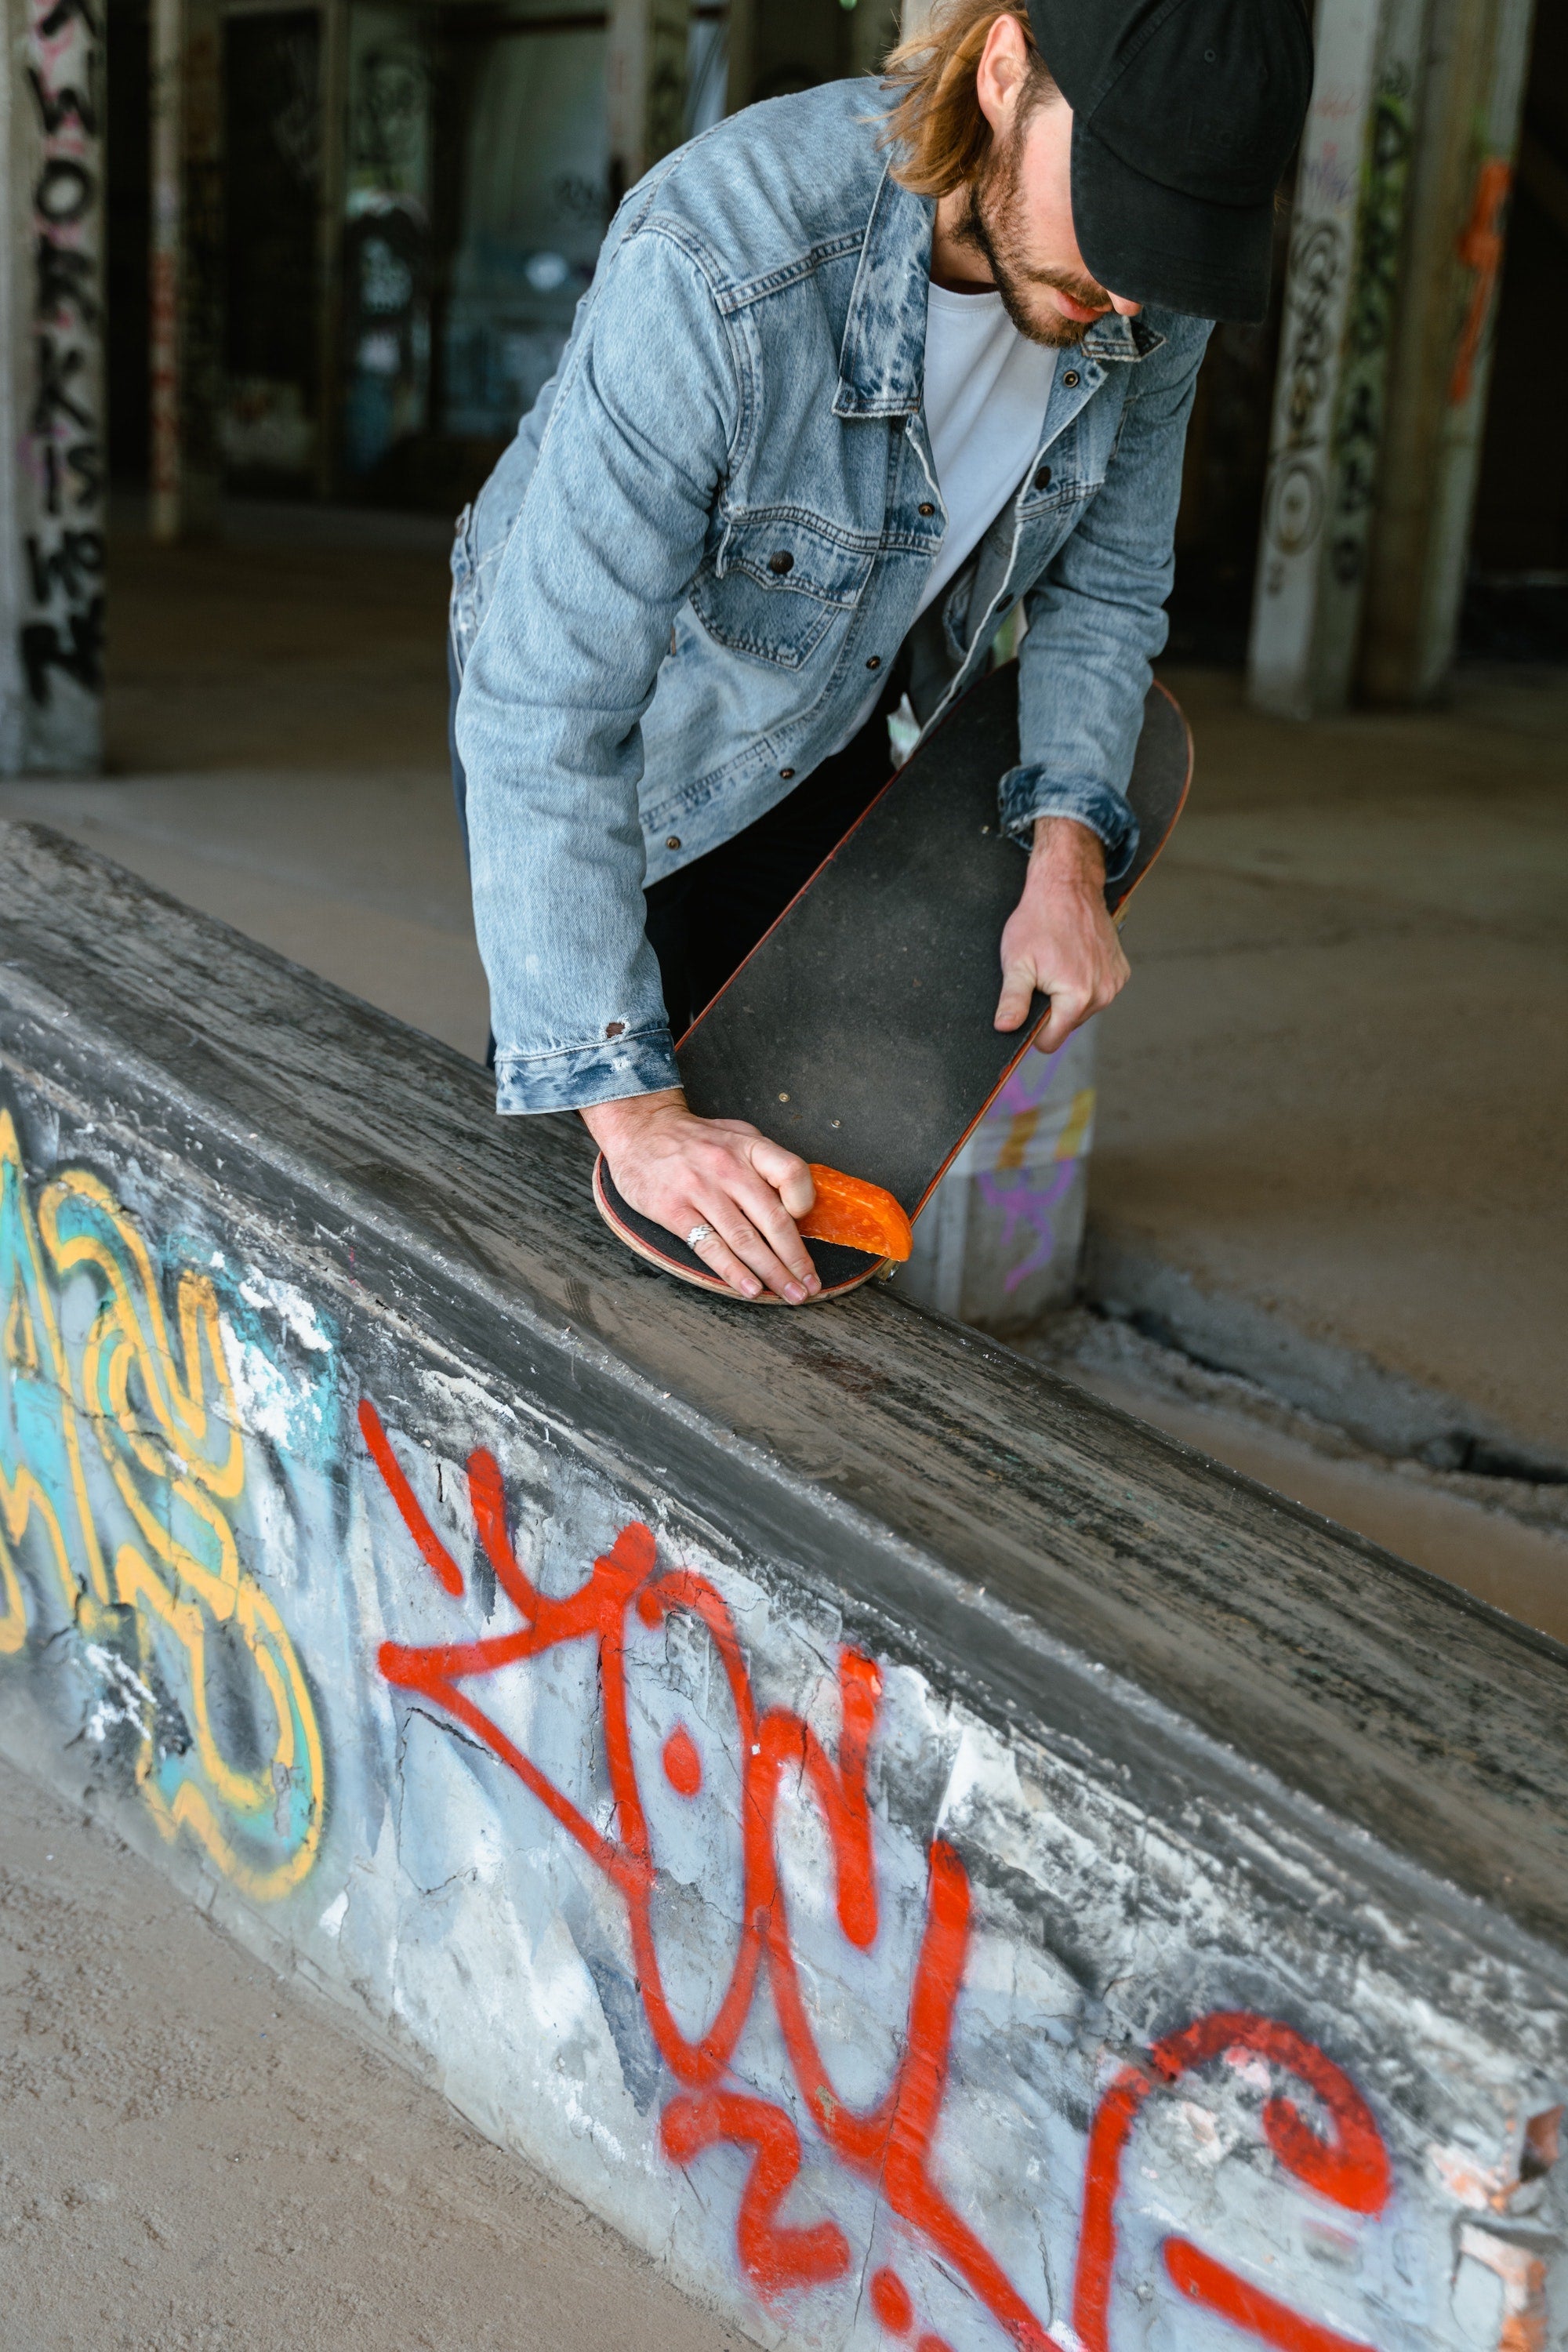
[0,1755,750,2352]
[1095,659,1568,1465]
[0,514,1563,1643]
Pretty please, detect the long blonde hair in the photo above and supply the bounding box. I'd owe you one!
[880,0,1058,198]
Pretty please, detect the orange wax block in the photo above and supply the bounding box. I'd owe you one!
[797,1165,913,1262]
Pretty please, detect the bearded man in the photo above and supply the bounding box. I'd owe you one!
[449,0,1312,1302]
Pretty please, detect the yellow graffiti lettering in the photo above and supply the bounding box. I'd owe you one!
[0,1105,325,1900]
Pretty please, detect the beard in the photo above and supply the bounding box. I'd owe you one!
[952,120,1112,349]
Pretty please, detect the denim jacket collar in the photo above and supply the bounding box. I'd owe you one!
[833,164,935,419]
[1081,310,1167,362]
[833,159,1167,413]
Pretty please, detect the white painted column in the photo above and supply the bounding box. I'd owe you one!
[0,0,105,775]
[149,0,183,540]
[1359,0,1537,703]
[1247,0,1430,720]
[893,1023,1098,1334]
[606,0,690,200]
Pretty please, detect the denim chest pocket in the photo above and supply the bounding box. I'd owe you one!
[689,511,875,670]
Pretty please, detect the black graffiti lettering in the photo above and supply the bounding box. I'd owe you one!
[36,0,100,38]
[34,234,97,326]
[42,443,62,517]
[1338,383,1378,450]
[27,60,98,136]
[34,157,93,223]
[19,596,105,706]
[24,528,104,604]
[65,439,103,507]
[31,335,94,434]
[1336,455,1377,517]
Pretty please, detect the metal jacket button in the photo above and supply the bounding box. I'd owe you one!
[918,501,935,516]
[1062,369,1080,388]
[779,768,795,780]
[768,550,793,575]
[665,836,681,850]
[1033,463,1052,491]
[866,655,881,670]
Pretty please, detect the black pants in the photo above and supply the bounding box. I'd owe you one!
[448,639,897,1054]
[642,691,898,1036]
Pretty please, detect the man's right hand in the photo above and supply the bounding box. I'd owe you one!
[583,1089,821,1304]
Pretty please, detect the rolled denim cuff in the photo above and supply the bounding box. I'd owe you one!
[494,1027,681,1116]
[998,764,1140,887]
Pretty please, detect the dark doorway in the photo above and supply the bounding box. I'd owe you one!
[223,9,323,494]
[1461,0,1568,659]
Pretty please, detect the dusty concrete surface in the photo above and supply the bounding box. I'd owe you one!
[0,1755,752,2352]
[1097,662,1568,1460]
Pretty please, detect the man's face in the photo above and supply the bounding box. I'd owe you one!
[955,89,1140,348]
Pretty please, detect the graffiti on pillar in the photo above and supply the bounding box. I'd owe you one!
[366,1396,1403,2350]
[1327,74,1414,592]
[971,1052,1095,1297]
[20,0,106,712]
[1449,158,1514,408]
[1260,218,1345,594]
[0,1105,327,1896]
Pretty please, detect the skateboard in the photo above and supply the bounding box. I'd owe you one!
[594,659,1191,1301]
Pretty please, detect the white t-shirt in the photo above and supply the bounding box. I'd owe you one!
[915,281,1056,619]
[833,283,1054,755]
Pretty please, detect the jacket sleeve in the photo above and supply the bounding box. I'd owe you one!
[456,225,739,1114]
[998,318,1211,883]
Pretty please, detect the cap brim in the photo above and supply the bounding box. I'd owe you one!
[1071,117,1276,325]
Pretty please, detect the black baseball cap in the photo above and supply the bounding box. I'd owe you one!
[1028,0,1313,323]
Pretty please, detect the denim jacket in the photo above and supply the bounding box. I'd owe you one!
[452,78,1211,1115]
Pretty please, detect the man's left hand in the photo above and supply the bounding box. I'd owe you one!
[994,815,1131,1051]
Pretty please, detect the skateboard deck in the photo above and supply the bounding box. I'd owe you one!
[595,659,1192,1300]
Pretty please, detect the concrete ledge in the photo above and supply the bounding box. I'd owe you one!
[0,819,1564,2351]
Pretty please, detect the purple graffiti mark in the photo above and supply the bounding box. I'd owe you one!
[975,1160,1078,1294]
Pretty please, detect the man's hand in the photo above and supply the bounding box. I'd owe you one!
[583,1090,821,1305]
[995,815,1131,1051]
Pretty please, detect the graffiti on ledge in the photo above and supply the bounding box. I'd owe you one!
[364,1395,1399,2351]
[0,1109,325,1896]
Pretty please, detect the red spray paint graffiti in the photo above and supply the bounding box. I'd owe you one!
[362,1399,1395,2351]
[1073,2013,1392,2352]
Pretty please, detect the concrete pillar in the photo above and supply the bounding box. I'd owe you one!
[0,0,106,775]
[148,0,222,543]
[149,0,180,539]
[180,0,223,531]
[722,0,755,114]
[1357,0,1537,702]
[1247,0,1430,719]
[892,1023,1097,1332]
[606,0,689,201]
[847,0,903,78]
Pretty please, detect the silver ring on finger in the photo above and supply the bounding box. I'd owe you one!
[686,1222,714,1252]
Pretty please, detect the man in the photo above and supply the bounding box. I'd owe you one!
[451,0,1311,1304]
